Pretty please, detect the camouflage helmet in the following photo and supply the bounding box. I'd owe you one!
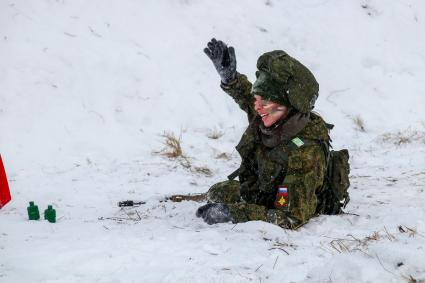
[252,50,319,113]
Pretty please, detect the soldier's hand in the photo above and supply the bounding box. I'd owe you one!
[204,38,237,85]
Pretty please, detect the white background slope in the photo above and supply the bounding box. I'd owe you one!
[1,0,425,282]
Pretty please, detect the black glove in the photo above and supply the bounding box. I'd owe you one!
[204,38,237,85]
[196,203,233,225]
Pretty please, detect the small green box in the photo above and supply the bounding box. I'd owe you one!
[27,201,40,220]
[44,205,56,223]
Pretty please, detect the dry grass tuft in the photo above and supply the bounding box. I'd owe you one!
[329,239,352,253]
[398,225,424,238]
[216,152,232,160]
[154,132,214,175]
[383,226,396,241]
[365,231,381,241]
[353,115,366,132]
[401,274,420,283]
[381,132,411,145]
[154,132,191,168]
[207,129,225,140]
[192,166,213,177]
[406,275,418,283]
[380,128,425,146]
[158,132,184,158]
[324,229,396,255]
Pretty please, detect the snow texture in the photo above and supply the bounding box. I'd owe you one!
[1,0,425,282]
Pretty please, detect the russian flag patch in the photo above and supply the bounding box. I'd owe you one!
[275,187,289,208]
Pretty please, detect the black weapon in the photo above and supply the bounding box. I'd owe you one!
[227,168,240,180]
[117,200,146,207]
[118,193,207,207]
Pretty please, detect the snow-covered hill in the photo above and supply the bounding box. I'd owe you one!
[1,0,425,282]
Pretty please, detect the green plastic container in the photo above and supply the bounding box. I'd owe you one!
[44,205,56,223]
[27,201,40,220]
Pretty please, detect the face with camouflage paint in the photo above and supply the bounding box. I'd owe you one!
[254,95,289,127]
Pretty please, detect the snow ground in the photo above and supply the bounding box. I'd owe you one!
[1,0,425,282]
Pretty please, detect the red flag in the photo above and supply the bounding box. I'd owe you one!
[0,155,11,208]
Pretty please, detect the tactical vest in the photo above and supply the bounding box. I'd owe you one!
[230,114,325,207]
[228,113,350,214]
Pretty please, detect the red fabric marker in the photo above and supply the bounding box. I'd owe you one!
[275,187,289,208]
[0,155,11,208]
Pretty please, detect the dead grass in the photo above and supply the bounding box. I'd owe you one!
[154,132,213,175]
[216,152,232,160]
[380,128,425,145]
[324,225,424,258]
[324,229,394,255]
[398,225,424,238]
[207,129,224,139]
[154,132,191,168]
[329,238,353,253]
[403,275,418,283]
[353,115,366,132]
[321,225,425,283]
[365,231,381,241]
[192,166,213,177]
[268,240,297,255]
[157,132,184,158]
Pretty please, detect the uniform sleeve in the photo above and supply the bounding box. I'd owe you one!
[278,143,326,228]
[220,73,256,122]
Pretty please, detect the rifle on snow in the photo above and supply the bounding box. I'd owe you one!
[118,193,207,207]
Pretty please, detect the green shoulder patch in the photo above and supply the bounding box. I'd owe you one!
[291,137,304,147]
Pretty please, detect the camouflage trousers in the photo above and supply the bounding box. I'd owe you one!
[207,180,298,229]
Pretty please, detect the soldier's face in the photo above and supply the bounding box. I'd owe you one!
[254,95,289,127]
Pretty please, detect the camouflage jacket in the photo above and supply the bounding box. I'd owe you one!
[221,73,330,226]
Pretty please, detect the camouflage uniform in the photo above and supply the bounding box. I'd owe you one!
[205,51,330,229]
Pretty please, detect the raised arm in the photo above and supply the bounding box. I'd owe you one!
[221,74,255,122]
[204,38,256,121]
